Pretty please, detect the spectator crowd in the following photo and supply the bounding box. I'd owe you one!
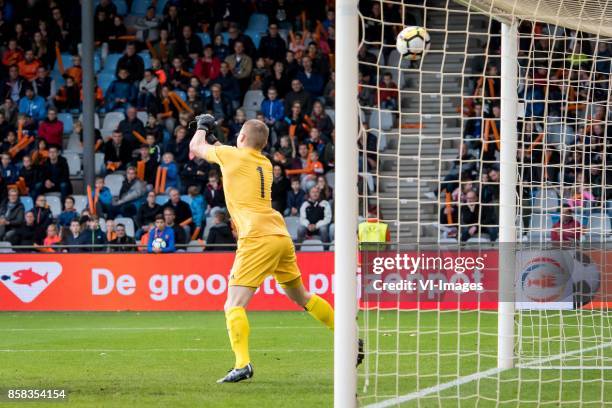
[440,21,612,242]
[0,0,342,252]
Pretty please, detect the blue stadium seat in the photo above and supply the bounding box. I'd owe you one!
[247,13,269,32]
[130,0,151,16]
[53,53,73,72]
[156,195,169,206]
[196,32,211,46]
[181,195,193,205]
[94,0,128,15]
[139,51,152,69]
[221,31,230,45]
[57,113,73,134]
[94,53,102,72]
[19,196,33,212]
[244,29,262,49]
[103,53,122,73]
[51,69,64,86]
[155,0,169,15]
[174,90,187,102]
[97,72,115,94]
[114,0,128,15]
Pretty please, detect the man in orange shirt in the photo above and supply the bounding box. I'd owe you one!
[64,55,83,85]
[17,50,41,81]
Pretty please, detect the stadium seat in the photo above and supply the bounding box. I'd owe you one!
[79,113,100,129]
[278,29,289,43]
[94,0,128,15]
[115,0,129,15]
[325,108,335,123]
[102,111,125,137]
[221,31,230,44]
[136,111,148,125]
[103,53,122,72]
[369,110,393,131]
[58,113,73,134]
[130,0,151,16]
[97,72,115,94]
[584,212,612,241]
[114,217,135,237]
[174,90,187,101]
[64,151,82,176]
[45,195,62,218]
[65,134,81,152]
[203,216,214,239]
[532,189,559,212]
[155,194,168,206]
[104,173,125,197]
[93,53,102,72]
[155,0,169,14]
[244,29,262,48]
[527,213,553,241]
[50,69,65,87]
[180,195,192,205]
[325,171,335,189]
[72,195,88,213]
[247,13,269,31]
[466,236,491,243]
[284,216,300,241]
[19,196,33,212]
[244,109,257,120]
[301,239,324,252]
[94,153,106,175]
[0,241,13,253]
[139,51,152,69]
[196,32,211,46]
[439,237,458,244]
[187,240,204,252]
[243,90,264,112]
[54,53,73,72]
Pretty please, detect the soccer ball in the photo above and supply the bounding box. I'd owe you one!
[396,26,431,60]
[152,237,167,250]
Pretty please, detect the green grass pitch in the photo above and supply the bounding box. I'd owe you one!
[0,311,610,407]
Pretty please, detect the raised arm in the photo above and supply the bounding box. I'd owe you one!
[189,114,223,161]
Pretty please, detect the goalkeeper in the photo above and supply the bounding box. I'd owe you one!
[189,115,345,383]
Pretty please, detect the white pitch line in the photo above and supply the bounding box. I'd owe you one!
[0,326,322,332]
[521,366,612,370]
[0,348,331,353]
[364,341,612,408]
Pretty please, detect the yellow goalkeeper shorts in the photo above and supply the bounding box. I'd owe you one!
[229,235,302,288]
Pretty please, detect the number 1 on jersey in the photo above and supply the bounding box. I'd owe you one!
[256,166,265,198]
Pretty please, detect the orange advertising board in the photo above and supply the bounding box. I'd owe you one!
[0,253,335,311]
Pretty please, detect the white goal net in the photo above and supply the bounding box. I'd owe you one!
[354,0,612,406]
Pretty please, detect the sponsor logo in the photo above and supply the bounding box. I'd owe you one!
[520,257,569,302]
[0,262,62,303]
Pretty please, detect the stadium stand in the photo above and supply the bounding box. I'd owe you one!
[0,0,337,252]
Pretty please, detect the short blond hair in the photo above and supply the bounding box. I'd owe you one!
[242,119,269,150]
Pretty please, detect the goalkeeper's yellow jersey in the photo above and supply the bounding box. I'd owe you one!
[204,145,290,239]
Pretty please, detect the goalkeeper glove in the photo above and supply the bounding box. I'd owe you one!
[195,114,219,144]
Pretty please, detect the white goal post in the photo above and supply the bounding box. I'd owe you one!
[335,0,612,406]
[335,0,359,407]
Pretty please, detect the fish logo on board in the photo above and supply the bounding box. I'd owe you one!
[0,262,62,303]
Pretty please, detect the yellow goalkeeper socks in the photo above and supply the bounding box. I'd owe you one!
[304,294,334,330]
[225,306,250,368]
